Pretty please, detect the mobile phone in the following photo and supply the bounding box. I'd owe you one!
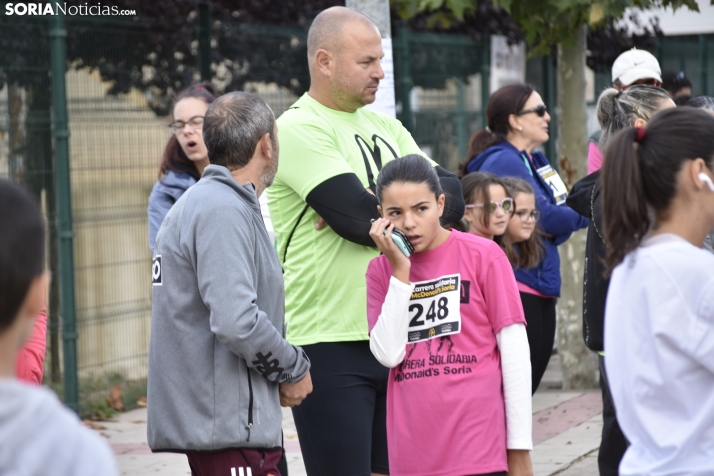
[386,227,414,258]
[371,219,415,257]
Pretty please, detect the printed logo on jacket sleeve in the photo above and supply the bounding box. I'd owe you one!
[152,256,162,286]
[252,352,284,379]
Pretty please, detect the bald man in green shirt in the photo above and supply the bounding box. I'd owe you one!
[267,7,464,475]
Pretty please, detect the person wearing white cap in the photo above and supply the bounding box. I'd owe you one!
[588,48,662,174]
[611,48,662,90]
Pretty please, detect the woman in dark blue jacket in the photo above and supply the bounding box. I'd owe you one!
[460,82,587,393]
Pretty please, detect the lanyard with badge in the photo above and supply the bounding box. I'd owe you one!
[520,153,568,205]
[407,274,462,343]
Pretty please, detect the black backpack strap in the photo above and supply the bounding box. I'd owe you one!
[281,203,310,268]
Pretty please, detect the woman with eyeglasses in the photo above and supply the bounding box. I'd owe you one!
[460,82,587,393]
[498,177,547,392]
[147,82,217,252]
[567,84,674,476]
[460,172,513,241]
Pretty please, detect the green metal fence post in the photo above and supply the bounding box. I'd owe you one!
[6,86,14,181]
[456,78,466,159]
[198,1,211,81]
[480,36,490,131]
[700,34,708,96]
[49,13,79,410]
[397,23,413,133]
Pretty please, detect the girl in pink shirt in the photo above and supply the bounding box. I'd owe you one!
[15,306,47,385]
[367,155,533,476]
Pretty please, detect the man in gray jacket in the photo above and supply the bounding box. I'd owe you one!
[148,91,312,476]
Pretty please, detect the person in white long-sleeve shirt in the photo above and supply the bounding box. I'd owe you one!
[602,107,714,476]
[366,155,533,476]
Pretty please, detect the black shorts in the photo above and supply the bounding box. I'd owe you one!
[292,340,390,476]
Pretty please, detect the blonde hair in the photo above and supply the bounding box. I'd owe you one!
[597,85,671,151]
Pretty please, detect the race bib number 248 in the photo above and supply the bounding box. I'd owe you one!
[407,274,461,343]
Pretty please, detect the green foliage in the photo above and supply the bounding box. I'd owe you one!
[492,0,699,53]
[42,370,148,419]
[0,0,340,115]
[81,401,119,421]
[393,0,477,28]
[393,0,701,54]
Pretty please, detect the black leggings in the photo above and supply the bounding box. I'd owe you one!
[292,341,390,476]
[598,355,628,476]
[519,292,556,394]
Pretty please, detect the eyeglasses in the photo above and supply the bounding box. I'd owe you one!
[516,104,547,117]
[514,209,540,222]
[465,197,514,215]
[169,115,204,134]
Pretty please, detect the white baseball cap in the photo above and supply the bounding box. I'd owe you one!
[611,48,662,86]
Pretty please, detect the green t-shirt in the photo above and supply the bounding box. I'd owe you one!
[267,93,430,346]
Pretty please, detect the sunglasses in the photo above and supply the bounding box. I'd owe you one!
[516,104,547,117]
[514,209,540,222]
[465,197,514,215]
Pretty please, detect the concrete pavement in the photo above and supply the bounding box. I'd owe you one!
[97,357,603,475]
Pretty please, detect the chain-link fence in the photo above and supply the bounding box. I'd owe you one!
[395,27,488,171]
[1,10,489,416]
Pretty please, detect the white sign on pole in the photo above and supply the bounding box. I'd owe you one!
[364,37,397,118]
[490,35,526,93]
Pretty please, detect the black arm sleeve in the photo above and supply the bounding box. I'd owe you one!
[305,167,465,248]
[436,166,465,224]
[306,173,380,248]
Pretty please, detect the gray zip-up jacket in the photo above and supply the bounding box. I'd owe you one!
[147,165,310,452]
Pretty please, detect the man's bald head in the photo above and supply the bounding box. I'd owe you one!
[307,6,379,63]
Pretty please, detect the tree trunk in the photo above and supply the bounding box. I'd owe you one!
[556,25,598,389]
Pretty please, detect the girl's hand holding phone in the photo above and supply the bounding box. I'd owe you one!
[369,218,411,284]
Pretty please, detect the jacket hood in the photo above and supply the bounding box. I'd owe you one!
[201,165,261,214]
[159,169,198,189]
[467,140,518,174]
[0,379,48,458]
[0,379,119,475]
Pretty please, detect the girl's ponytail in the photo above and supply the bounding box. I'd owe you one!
[602,128,649,273]
[458,130,501,178]
[602,108,714,273]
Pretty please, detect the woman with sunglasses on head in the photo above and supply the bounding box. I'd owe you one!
[367,155,533,476]
[460,172,514,241]
[567,84,674,476]
[460,83,587,393]
[148,82,217,252]
[601,107,714,476]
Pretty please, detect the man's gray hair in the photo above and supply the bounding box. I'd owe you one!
[203,92,275,170]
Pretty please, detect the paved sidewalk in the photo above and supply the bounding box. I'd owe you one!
[97,357,603,475]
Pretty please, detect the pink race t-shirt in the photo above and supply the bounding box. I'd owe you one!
[588,141,603,174]
[366,230,526,476]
